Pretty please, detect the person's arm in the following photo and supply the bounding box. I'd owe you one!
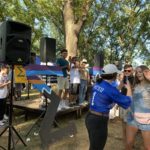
[0,80,11,88]
[56,58,60,66]
[61,65,69,69]
[125,80,132,97]
[56,59,69,70]
[71,63,75,69]
[118,75,127,90]
[118,80,124,90]
[110,87,132,109]
[66,61,70,71]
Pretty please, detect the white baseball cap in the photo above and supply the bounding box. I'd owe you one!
[102,64,121,74]
[82,59,87,63]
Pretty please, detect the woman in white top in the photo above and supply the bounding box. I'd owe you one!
[0,65,11,126]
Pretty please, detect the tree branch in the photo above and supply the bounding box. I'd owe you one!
[75,0,94,34]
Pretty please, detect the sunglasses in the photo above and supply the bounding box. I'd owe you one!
[124,70,132,73]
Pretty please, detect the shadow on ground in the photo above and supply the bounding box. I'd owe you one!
[0,111,144,150]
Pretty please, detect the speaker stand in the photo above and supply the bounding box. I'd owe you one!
[27,81,30,99]
[0,65,27,150]
[25,108,46,138]
[25,94,60,138]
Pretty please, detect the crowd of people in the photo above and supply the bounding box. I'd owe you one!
[86,63,150,150]
[56,49,90,111]
[0,49,91,126]
[55,48,150,149]
[0,48,149,150]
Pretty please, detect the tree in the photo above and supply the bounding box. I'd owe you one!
[78,0,150,65]
[27,0,94,57]
[0,0,149,65]
[63,0,94,57]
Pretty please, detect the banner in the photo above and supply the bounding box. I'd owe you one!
[14,65,28,83]
[14,64,63,93]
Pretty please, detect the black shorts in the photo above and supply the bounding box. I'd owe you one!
[70,83,80,95]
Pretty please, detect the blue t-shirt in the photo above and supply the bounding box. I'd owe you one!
[90,80,131,113]
[56,58,69,77]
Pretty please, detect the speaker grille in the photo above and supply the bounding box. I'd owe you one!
[6,37,30,64]
[0,20,31,65]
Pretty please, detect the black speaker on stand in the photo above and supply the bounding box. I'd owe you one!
[0,20,31,150]
[25,52,36,100]
[24,37,58,138]
[40,37,56,108]
[94,51,104,68]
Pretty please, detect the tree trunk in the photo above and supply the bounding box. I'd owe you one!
[65,22,78,57]
[63,0,92,57]
[63,0,78,57]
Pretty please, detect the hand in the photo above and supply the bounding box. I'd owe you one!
[118,80,124,90]
[6,81,11,85]
[125,79,131,88]
[125,80,132,96]
[68,56,72,62]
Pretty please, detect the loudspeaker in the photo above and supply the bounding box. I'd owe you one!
[94,51,104,67]
[0,20,31,65]
[40,37,56,62]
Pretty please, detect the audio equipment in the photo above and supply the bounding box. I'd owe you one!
[94,51,104,67]
[0,20,31,65]
[40,37,56,62]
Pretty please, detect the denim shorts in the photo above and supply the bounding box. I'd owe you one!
[127,112,150,131]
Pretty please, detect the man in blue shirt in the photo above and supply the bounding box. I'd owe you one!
[85,64,132,150]
[56,49,70,110]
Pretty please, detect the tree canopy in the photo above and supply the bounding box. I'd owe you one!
[0,0,149,66]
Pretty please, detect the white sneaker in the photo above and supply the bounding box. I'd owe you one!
[64,100,69,106]
[62,100,70,109]
[83,101,89,105]
[57,106,62,111]
[0,120,4,126]
[4,114,9,120]
[79,101,89,106]
[57,101,63,111]
[41,96,45,100]
[47,98,51,103]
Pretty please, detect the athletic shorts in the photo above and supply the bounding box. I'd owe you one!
[57,76,69,90]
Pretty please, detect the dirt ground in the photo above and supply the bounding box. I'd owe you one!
[0,111,144,150]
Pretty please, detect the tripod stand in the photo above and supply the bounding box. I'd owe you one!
[0,65,26,150]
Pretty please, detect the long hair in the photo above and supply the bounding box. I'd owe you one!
[134,65,150,85]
